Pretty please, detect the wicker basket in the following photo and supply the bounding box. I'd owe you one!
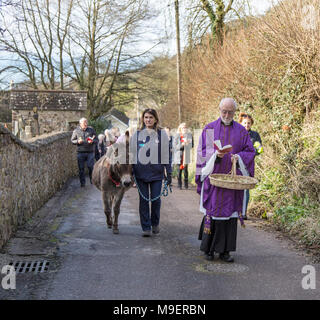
[209,157,258,190]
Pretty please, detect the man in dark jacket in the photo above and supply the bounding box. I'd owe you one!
[71,118,98,187]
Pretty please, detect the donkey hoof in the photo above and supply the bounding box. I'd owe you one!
[107,224,112,229]
[113,229,119,234]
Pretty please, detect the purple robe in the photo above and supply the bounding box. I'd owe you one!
[195,118,255,225]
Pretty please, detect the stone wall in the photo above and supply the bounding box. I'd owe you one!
[0,91,11,123]
[0,124,78,248]
[12,109,84,135]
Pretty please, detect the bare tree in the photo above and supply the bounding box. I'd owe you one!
[62,0,155,118]
[0,0,157,118]
[184,0,251,45]
[0,0,73,89]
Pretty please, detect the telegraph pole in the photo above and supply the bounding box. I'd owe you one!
[174,0,182,124]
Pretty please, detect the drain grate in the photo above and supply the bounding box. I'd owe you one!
[9,260,50,274]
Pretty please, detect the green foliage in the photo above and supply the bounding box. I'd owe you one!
[88,118,111,136]
[273,204,307,226]
[271,196,320,246]
[188,169,196,185]
[172,164,179,179]
[251,167,285,207]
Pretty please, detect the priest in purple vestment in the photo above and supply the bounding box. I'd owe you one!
[195,98,255,263]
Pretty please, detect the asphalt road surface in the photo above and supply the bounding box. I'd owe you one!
[1,177,320,300]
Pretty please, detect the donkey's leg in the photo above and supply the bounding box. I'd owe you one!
[102,191,112,228]
[112,190,124,234]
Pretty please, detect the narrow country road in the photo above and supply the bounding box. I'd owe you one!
[1,177,320,300]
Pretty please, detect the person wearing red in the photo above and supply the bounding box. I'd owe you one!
[173,123,194,189]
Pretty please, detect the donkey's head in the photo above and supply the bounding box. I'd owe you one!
[107,131,133,188]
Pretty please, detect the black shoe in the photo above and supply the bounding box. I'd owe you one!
[152,225,160,234]
[205,254,214,261]
[90,177,92,184]
[142,230,151,237]
[80,183,85,187]
[219,252,234,263]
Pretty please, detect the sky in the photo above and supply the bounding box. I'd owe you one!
[0,0,279,89]
[250,0,278,15]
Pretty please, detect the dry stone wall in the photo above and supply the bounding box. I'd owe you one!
[0,124,78,248]
[13,109,84,134]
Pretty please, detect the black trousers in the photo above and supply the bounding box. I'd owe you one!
[177,164,188,187]
[198,216,238,254]
[77,152,95,185]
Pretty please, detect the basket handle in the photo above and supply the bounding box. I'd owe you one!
[231,156,237,177]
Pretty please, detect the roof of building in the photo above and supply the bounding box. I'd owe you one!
[9,89,87,111]
[105,108,129,126]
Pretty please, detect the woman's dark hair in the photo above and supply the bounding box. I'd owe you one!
[139,108,161,130]
[239,112,254,124]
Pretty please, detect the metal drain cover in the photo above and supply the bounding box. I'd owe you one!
[195,262,249,274]
[9,260,49,274]
[206,262,249,274]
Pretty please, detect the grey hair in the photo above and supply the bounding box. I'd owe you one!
[79,117,88,124]
[98,134,105,140]
[219,98,237,110]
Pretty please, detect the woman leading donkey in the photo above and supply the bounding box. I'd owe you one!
[130,109,172,237]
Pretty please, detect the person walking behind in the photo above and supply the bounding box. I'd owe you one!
[239,113,263,219]
[95,134,106,161]
[71,118,98,187]
[174,123,194,189]
[196,98,255,263]
[131,109,172,237]
[111,127,121,140]
[104,129,117,153]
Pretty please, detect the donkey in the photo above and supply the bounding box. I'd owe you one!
[92,131,133,234]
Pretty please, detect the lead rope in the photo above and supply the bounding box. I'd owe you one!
[133,175,172,202]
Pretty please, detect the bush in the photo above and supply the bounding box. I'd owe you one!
[88,118,111,136]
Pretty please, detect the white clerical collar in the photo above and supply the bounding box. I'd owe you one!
[221,120,233,126]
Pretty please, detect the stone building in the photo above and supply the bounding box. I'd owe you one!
[10,89,87,138]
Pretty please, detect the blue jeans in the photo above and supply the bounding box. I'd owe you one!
[77,152,95,185]
[135,179,162,231]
